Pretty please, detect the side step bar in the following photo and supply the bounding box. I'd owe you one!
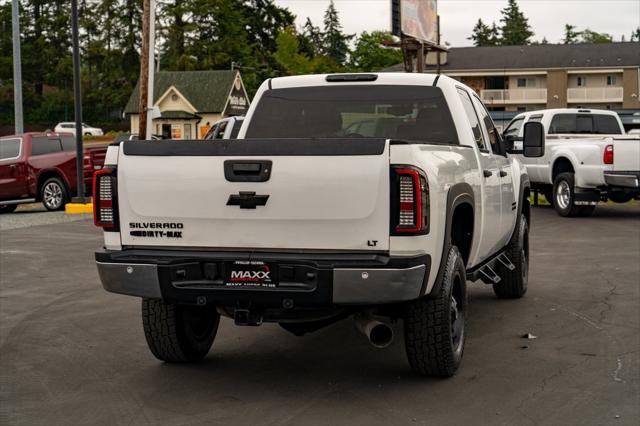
[467,251,515,285]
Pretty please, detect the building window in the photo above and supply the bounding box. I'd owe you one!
[517,78,527,88]
[184,123,192,139]
[606,75,616,86]
[517,106,527,112]
[577,76,586,87]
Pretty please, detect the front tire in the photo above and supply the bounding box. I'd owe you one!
[40,177,68,211]
[142,299,220,363]
[493,213,529,299]
[403,246,467,377]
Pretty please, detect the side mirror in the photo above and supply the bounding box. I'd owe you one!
[522,122,545,158]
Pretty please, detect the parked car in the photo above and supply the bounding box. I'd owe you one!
[54,122,104,136]
[94,73,543,377]
[203,116,244,140]
[0,132,106,212]
[503,108,640,216]
[112,133,162,143]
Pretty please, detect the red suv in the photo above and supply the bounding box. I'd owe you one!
[0,132,106,212]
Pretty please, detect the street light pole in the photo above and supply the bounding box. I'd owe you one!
[145,0,156,140]
[11,0,23,134]
[71,0,84,200]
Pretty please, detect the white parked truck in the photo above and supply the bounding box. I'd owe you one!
[94,73,544,377]
[503,108,640,216]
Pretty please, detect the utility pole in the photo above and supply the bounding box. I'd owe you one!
[71,0,84,200]
[145,0,156,140]
[11,0,23,134]
[138,0,150,139]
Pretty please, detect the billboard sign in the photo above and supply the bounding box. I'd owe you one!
[392,0,438,45]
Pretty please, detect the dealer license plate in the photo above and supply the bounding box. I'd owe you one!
[224,260,278,289]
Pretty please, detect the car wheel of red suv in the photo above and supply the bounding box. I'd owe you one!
[41,177,68,211]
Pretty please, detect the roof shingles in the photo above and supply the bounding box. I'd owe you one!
[125,70,238,114]
[384,42,640,72]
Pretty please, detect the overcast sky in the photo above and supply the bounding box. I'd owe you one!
[275,0,640,46]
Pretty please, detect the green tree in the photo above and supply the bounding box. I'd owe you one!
[632,27,640,41]
[579,29,613,44]
[563,24,580,44]
[273,27,313,75]
[299,17,323,58]
[349,31,402,72]
[499,0,533,45]
[469,18,501,46]
[322,1,352,65]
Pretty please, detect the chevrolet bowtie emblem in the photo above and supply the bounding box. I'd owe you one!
[226,191,269,209]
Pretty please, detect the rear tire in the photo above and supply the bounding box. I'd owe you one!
[40,177,68,211]
[142,299,220,362]
[493,213,529,299]
[552,173,595,217]
[403,246,467,377]
[0,204,18,214]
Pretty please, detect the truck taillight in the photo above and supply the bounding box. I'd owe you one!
[93,168,118,231]
[391,166,429,235]
[603,144,614,165]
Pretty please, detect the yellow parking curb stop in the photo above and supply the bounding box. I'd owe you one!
[65,203,93,214]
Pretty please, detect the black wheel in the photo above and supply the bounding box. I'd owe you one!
[142,299,220,363]
[0,204,18,213]
[40,177,68,211]
[552,172,595,217]
[84,132,91,136]
[493,213,529,299]
[403,246,467,377]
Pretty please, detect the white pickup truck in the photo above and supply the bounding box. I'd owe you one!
[503,108,640,216]
[94,73,544,377]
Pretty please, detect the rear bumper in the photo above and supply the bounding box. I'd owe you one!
[95,249,430,307]
[604,171,640,189]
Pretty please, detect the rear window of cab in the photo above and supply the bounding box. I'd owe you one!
[245,85,459,145]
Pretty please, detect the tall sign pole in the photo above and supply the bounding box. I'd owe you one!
[145,0,156,140]
[138,0,150,139]
[71,0,84,200]
[11,0,23,134]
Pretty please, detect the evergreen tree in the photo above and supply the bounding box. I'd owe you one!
[299,17,323,58]
[632,27,640,41]
[322,1,352,65]
[469,19,499,46]
[563,24,580,44]
[499,0,533,45]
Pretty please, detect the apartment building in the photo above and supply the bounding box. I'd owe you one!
[385,42,639,113]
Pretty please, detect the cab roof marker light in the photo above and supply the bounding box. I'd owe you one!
[325,74,378,82]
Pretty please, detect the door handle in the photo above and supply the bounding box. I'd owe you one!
[483,169,493,178]
[499,170,508,177]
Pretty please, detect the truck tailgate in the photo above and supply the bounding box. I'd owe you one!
[612,136,640,171]
[116,139,390,251]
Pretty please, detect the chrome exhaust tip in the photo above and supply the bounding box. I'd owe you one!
[355,314,394,349]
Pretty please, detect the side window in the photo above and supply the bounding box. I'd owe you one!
[31,137,62,156]
[214,121,228,139]
[471,95,502,155]
[456,88,486,150]
[0,138,21,160]
[203,125,217,140]
[594,115,622,134]
[503,117,524,138]
[61,135,75,151]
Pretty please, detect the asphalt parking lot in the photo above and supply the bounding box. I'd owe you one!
[1,204,639,426]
